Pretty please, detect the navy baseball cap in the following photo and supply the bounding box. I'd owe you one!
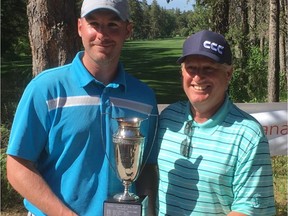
[177,30,232,65]
[81,0,130,21]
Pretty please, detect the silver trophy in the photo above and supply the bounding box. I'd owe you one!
[112,117,145,202]
[103,115,157,215]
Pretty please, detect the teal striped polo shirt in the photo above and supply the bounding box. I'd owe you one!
[157,96,275,215]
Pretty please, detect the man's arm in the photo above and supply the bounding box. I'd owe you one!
[136,164,158,216]
[6,155,77,216]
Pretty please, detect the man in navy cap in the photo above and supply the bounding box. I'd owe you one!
[157,30,276,215]
[6,0,158,215]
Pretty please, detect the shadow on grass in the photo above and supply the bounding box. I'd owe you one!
[121,39,187,104]
[1,56,33,126]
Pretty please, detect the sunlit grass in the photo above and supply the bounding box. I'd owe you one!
[121,38,186,103]
[272,156,288,215]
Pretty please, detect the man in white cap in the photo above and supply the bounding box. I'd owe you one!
[6,0,158,215]
[157,30,276,215]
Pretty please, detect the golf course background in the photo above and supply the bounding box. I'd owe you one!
[1,38,287,215]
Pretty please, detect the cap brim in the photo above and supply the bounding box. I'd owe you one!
[81,7,125,20]
[176,51,222,64]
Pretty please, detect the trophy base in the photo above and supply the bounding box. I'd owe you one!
[103,195,148,216]
[113,192,139,201]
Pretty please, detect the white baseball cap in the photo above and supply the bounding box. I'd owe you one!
[81,0,130,21]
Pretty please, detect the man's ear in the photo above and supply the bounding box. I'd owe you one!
[226,66,233,82]
[125,22,133,39]
[78,18,83,37]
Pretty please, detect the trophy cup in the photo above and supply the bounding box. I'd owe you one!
[103,117,148,216]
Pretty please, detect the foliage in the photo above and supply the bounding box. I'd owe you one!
[185,4,211,35]
[1,57,32,126]
[279,67,287,101]
[1,126,24,211]
[230,45,269,102]
[272,156,288,216]
[246,46,269,102]
[1,56,32,212]
[128,0,145,39]
[1,0,30,59]
[229,67,250,102]
[127,0,183,39]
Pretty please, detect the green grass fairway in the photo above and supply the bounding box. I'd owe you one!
[121,38,187,104]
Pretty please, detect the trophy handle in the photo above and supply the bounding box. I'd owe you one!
[138,113,158,175]
[100,113,119,177]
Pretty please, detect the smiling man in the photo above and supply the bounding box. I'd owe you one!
[157,30,276,215]
[6,0,158,215]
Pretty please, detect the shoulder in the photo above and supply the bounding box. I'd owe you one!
[31,52,86,87]
[159,101,187,127]
[33,64,72,84]
[226,103,267,146]
[228,103,263,131]
[21,64,73,104]
[161,101,187,117]
[124,72,154,94]
[124,73,157,108]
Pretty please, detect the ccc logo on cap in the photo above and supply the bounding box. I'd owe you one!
[203,41,224,55]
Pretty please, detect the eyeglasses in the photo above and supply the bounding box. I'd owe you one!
[180,120,193,158]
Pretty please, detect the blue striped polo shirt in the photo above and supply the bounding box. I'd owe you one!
[7,51,159,216]
[157,96,275,215]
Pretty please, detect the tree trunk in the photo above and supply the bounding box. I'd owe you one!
[240,0,249,60]
[268,0,280,102]
[238,0,250,102]
[211,0,229,34]
[27,0,81,76]
[279,0,287,78]
[248,0,257,45]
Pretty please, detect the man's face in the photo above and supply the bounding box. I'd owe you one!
[181,55,233,112]
[78,9,132,66]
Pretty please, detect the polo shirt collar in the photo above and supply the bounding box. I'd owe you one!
[106,63,126,90]
[185,94,231,133]
[72,51,126,91]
